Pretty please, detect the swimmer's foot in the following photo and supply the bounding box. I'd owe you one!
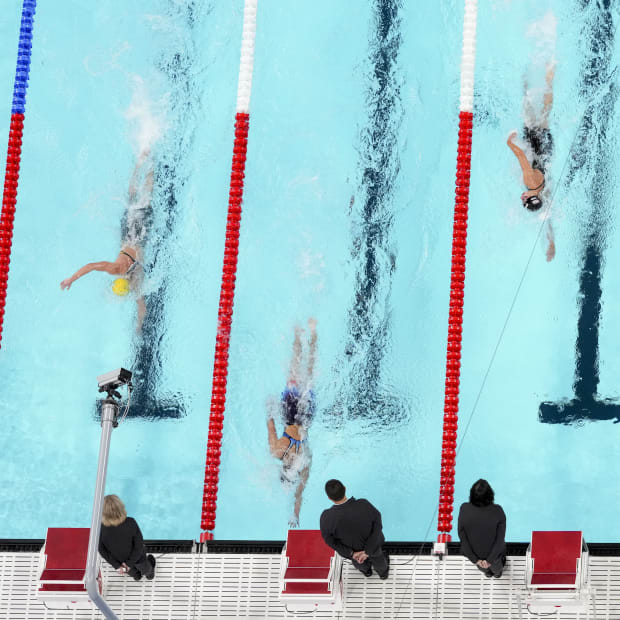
[507,130,518,143]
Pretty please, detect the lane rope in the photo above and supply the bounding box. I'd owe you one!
[436,0,478,543]
[200,0,258,541]
[0,0,37,349]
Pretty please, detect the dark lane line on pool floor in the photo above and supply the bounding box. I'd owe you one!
[329,0,409,427]
[539,0,620,425]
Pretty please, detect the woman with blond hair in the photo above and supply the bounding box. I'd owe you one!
[98,495,155,581]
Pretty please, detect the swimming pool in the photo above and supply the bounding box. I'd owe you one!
[1,0,620,545]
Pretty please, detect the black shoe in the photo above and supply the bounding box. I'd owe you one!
[484,569,493,578]
[493,571,502,579]
[379,552,390,579]
[146,555,156,580]
[133,571,143,581]
[362,568,372,577]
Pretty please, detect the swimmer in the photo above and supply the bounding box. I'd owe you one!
[506,62,556,261]
[60,151,153,328]
[267,318,317,528]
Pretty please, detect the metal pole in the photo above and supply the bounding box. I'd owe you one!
[84,399,120,620]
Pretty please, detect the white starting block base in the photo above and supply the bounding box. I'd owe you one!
[519,587,596,616]
[278,530,344,613]
[281,579,343,613]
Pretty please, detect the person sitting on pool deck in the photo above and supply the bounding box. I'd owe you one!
[506,62,556,261]
[60,150,153,329]
[267,318,317,528]
[458,479,506,578]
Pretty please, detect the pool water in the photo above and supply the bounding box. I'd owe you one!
[1,0,620,544]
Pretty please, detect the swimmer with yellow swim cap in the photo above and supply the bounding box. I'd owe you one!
[112,277,131,296]
[60,150,153,330]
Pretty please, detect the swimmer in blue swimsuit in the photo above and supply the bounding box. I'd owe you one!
[267,318,317,528]
[60,151,153,328]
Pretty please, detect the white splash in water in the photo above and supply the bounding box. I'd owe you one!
[124,76,167,157]
[526,10,557,67]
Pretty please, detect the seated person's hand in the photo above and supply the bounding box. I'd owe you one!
[118,563,129,575]
[352,550,368,563]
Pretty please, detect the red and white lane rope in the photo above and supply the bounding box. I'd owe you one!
[200,0,258,541]
[436,0,477,545]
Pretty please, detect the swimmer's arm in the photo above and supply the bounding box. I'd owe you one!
[267,418,280,456]
[293,462,310,524]
[546,221,556,262]
[506,138,533,175]
[60,261,122,290]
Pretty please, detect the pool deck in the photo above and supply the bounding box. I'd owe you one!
[1,550,617,619]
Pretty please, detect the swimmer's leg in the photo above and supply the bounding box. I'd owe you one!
[522,76,537,128]
[128,150,154,204]
[540,63,555,128]
[287,326,303,384]
[306,318,317,385]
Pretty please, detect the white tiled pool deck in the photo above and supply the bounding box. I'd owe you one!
[1,551,617,619]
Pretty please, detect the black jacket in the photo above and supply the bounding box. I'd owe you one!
[320,497,385,559]
[457,502,506,565]
[98,517,146,569]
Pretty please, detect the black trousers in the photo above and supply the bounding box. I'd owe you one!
[128,554,154,579]
[352,548,389,577]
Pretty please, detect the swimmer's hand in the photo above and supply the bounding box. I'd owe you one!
[60,277,74,290]
[288,515,299,529]
[265,396,279,421]
[308,317,317,331]
[507,130,518,145]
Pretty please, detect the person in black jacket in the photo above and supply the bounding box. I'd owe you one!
[319,479,389,579]
[98,495,155,581]
[457,479,506,578]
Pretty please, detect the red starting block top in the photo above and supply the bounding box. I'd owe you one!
[44,528,90,571]
[283,530,335,595]
[530,531,582,586]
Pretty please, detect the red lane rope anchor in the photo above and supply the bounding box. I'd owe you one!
[436,110,473,543]
[201,113,249,539]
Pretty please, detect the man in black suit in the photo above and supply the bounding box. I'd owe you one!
[319,479,389,579]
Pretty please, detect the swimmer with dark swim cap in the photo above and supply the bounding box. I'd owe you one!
[507,61,556,261]
[266,318,318,528]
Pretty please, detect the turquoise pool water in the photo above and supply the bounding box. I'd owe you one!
[1,0,620,543]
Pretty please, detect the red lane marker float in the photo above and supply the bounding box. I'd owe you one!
[435,0,478,548]
[0,0,36,348]
[200,0,258,541]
